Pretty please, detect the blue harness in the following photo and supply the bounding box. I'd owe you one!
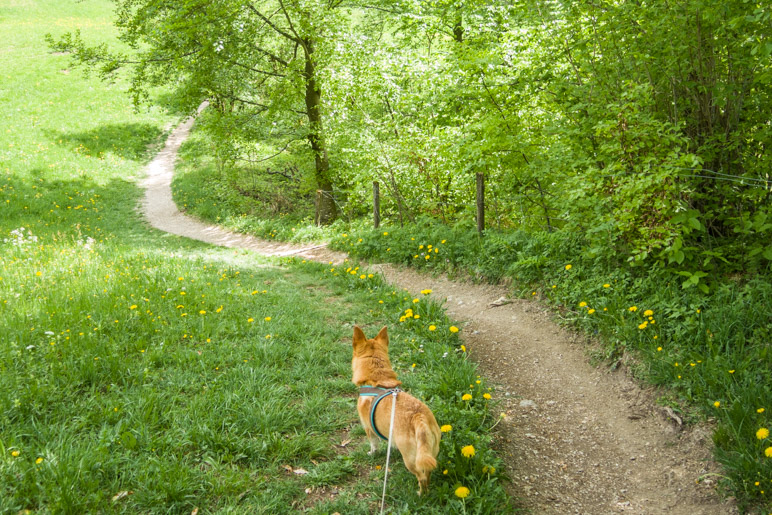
[359,385,402,441]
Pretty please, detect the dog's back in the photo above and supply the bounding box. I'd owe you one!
[352,325,441,495]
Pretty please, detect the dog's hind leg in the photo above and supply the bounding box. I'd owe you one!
[364,424,380,454]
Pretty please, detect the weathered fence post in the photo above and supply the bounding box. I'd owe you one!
[373,181,380,229]
[476,172,485,235]
[314,190,321,226]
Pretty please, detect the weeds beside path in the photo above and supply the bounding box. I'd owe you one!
[144,113,737,514]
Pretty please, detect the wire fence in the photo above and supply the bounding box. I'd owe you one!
[315,165,770,234]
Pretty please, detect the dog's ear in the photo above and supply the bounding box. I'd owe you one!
[353,325,367,348]
[375,326,389,345]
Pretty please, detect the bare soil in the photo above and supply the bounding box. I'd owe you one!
[140,112,737,514]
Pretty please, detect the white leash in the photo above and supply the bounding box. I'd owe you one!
[379,390,398,515]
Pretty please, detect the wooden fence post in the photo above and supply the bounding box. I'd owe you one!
[314,190,321,226]
[476,172,485,235]
[373,181,380,229]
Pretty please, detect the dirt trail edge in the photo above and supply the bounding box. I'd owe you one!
[141,112,736,514]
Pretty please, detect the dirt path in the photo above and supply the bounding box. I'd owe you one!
[140,112,736,514]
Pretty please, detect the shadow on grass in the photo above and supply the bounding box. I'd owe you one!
[1,168,215,254]
[50,122,164,161]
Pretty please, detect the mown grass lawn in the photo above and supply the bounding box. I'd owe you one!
[0,2,511,513]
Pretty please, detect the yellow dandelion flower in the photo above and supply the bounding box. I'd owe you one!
[757,428,770,440]
[460,345,466,352]
[629,306,638,312]
[461,445,475,458]
[483,393,492,400]
[714,401,721,408]
[264,317,271,321]
[11,450,20,457]
[450,326,459,333]
[440,425,452,432]
[766,447,772,458]
[579,301,587,307]
[247,318,254,323]
[587,309,595,314]
[455,486,470,498]
[421,289,432,295]
[462,394,472,401]
[603,283,610,288]
[638,321,648,330]
[429,325,436,331]
[564,264,572,270]
[758,408,766,414]
[35,457,43,464]
[643,309,654,317]
[129,305,137,310]
[443,469,448,475]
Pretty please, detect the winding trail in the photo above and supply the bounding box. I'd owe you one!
[140,111,736,514]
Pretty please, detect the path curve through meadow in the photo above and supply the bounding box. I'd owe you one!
[140,110,736,514]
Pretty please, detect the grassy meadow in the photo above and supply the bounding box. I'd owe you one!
[0,2,510,513]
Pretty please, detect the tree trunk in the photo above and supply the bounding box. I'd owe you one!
[303,37,337,225]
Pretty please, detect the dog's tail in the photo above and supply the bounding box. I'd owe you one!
[414,416,439,494]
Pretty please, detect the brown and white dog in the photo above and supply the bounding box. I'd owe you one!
[351,326,441,495]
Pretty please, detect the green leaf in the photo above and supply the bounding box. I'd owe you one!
[120,431,137,450]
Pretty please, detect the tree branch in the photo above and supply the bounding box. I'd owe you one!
[246,3,300,43]
[253,45,289,67]
[228,58,286,78]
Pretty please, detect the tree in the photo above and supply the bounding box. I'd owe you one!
[50,0,345,224]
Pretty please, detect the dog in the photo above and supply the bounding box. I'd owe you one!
[351,325,441,495]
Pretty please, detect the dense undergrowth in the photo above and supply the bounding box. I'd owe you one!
[174,136,772,512]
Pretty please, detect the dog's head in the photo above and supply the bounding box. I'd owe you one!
[351,326,401,388]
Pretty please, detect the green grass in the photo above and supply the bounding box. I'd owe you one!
[0,2,512,513]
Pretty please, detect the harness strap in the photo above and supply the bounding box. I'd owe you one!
[359,385,402,441]
[380,389,398,515]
